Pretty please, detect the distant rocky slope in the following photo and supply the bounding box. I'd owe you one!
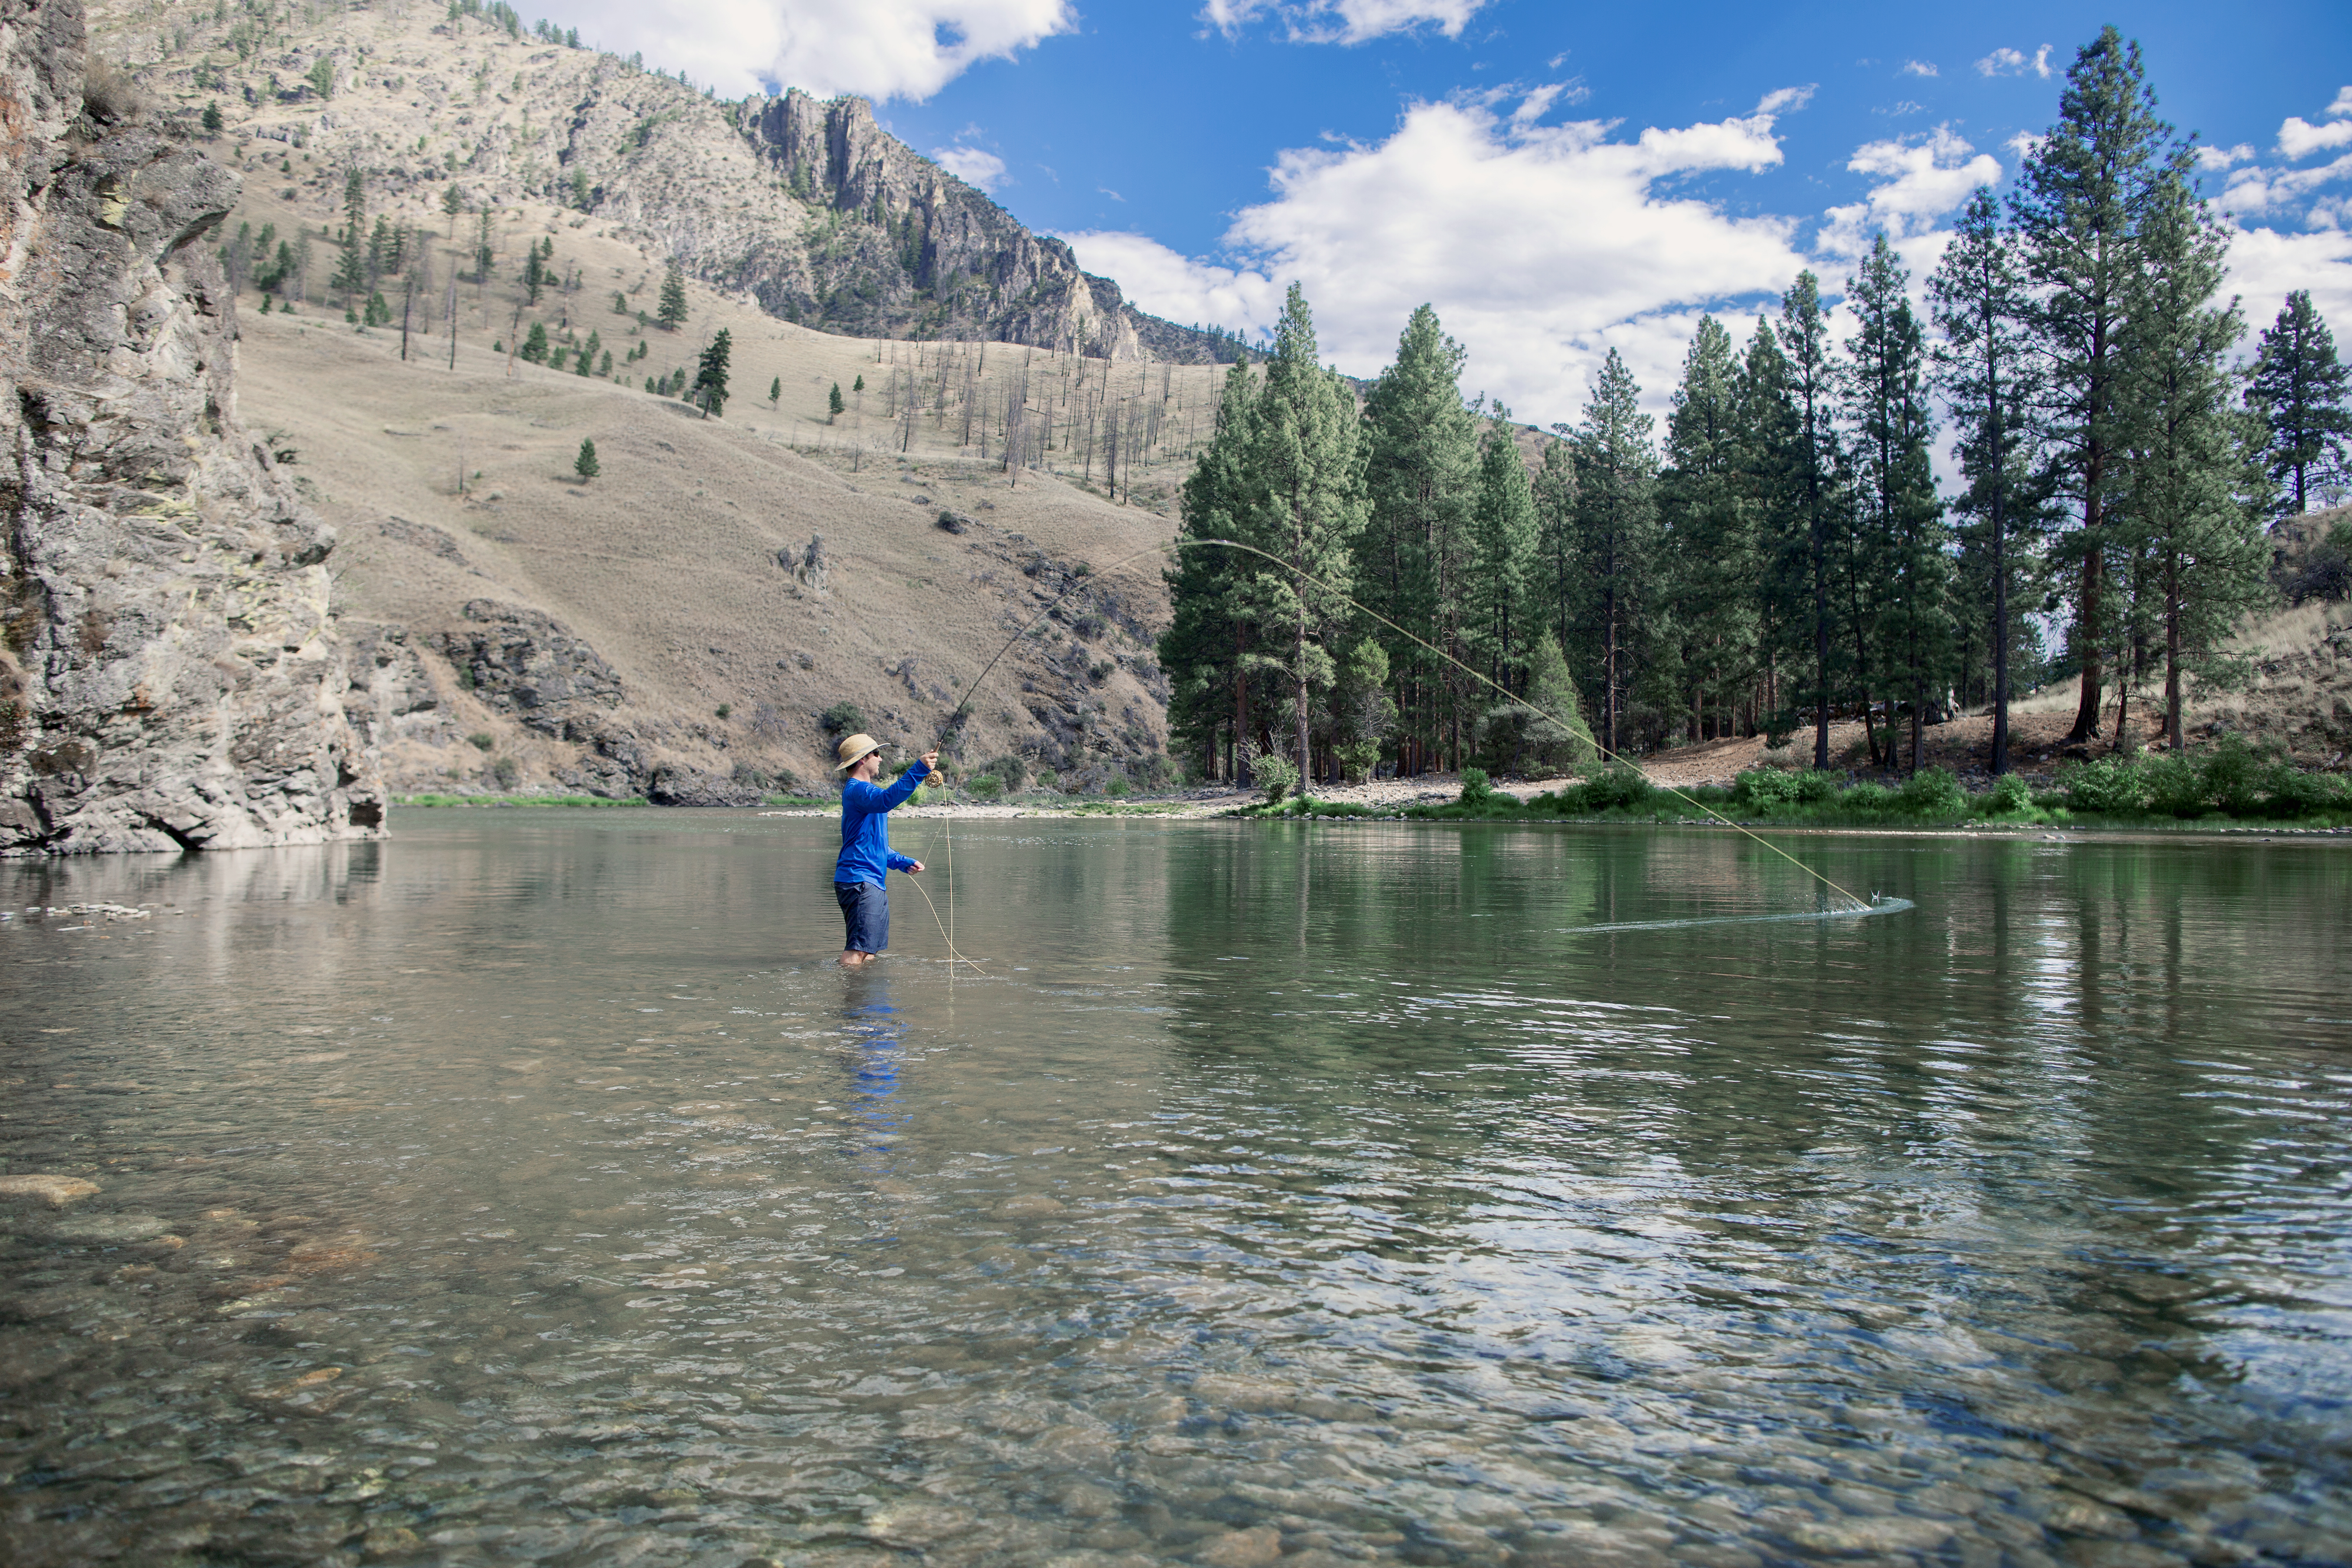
[88,0,1240,363]
[0,0,384,854]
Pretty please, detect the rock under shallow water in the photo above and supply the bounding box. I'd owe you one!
[0,1175,99,1205]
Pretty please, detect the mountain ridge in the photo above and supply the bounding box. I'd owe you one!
[86,0,1244,365]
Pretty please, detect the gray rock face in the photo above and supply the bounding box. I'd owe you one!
[434,600,625,736]
[0,0,385,854]
[739,91,1173,361]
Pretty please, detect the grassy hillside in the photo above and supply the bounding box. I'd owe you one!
[224,176,1229,794]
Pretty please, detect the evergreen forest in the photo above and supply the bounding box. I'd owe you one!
[1159,29,2351,787]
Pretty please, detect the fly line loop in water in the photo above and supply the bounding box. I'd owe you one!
[906,534,1882,969]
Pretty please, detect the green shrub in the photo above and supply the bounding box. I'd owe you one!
[1032,767,1058,793]
[1132,752,1174,791]
[2261,761,2344,816]
[2058,754,2148,814]
[2140,752,2210,817]
[1733,767,1805,808]
[1981,774,2034,814]
[819,701,866,736]
[1896,765,1966,817]
[467,731,495,751]
[490,757,518,788]
[1582,766,1653,812]
[1106,777,1132,798]
[1252,751,1300,805]
[1843,781,1896,814]
[1458,766,1492,804]
[2200,734,2266,815]
[965,774,1002,799]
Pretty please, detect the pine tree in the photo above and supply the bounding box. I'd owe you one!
[201,100,222,134]
[1930,187,2044,774]
[520,321,547,363]
[1519,632,1597,774]
[1659,314,1756,742]
[2250,290,2352,517]
[1567,348,1658,755]
[2014,26,2193,743]
[1774,273,1841,768]
[1464,407,1537,693]
[474,208,494,281]
[1356,304,1478,772]
[1237,284,1366,781]
[769,376,781,406]
[692,328,731,416]
[332,168,365,305]
[2117,176,2269,750]
[1161,360,1261,781]
[442,183,465,237]
[827,382,844,421]
[657,263,687,330]
[574,437,599,481]
[1842,233,1950,772]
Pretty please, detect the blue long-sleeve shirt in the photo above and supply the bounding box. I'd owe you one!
[835,758,931,885]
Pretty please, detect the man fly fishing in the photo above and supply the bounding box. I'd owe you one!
[832,732,939,967]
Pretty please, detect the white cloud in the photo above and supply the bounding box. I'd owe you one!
[1201,0,1487,44]
[1900,59,1937,78]
[933,144,1007,190]
[2218,154,2352,219]
[1818,125,2002,255]
[2197,143,2257,171]
[2005,130,2044,162]
[2279,95,2352,159]
[1065,89,1815,425]
[544,0,1074,101]
[2225,220,2352,348]
[1974,44,2051,79]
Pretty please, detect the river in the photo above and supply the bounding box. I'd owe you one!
[2,811,2348,1565]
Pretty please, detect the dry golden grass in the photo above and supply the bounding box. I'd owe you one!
[228,191,1217,792]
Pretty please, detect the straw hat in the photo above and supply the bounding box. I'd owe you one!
[833,733,885,771]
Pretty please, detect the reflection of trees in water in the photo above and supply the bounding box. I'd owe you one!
[1149,826,2352,1409]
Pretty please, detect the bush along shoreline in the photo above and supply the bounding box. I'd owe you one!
[1237,739,2352,830]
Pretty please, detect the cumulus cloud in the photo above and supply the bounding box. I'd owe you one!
[2279,87,2352,159]
[1065,89,1816,424]
[2226,221,2352,346]
[933,145,1008,191]
[549,0,1074,101]
[1900,60,1937,78]
[1818,125,2002,255]
[1201,0,1487,44]
[2197,143,2257,171]
[1975,44,2051,79]
[2218,154,2352,219]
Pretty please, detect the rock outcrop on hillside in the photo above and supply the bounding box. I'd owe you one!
[0,0,384,853]
[739,91,1164,359]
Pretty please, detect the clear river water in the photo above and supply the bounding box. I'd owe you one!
[2,811,2349,1567]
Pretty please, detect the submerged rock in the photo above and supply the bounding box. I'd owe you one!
[0,1174,98,1205]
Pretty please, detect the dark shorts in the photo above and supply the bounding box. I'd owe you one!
[835,880,889,953]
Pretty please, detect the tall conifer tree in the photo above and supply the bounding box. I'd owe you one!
[1567,349,1657,754]
[1776,274,1841,768]
[1660,315,1754,741]
[2014,26,2192,743]
[2116,176,2268,750]
[1357,305,1477,772]
[2250,291,2351,517]
[1240,284,1366,780]
[1930,187,2043,774]
[1842,234,1950,772]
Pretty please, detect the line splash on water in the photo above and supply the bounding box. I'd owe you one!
[1561,897,1915,935]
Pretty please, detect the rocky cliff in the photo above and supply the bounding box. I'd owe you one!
[0,0,384,853]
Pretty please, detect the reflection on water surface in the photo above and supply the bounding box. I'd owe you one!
[2,812,2349,1566]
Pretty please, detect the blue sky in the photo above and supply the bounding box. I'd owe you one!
[539,0,2352,425]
